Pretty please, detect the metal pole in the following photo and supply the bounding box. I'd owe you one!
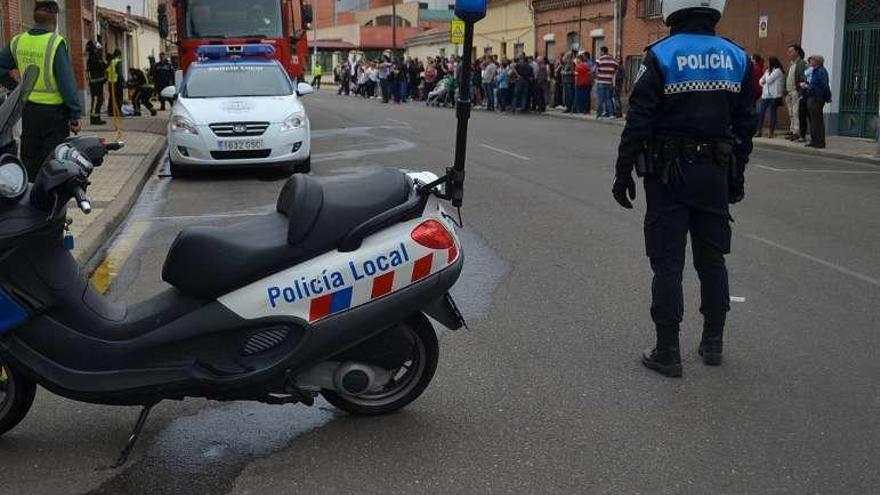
[313,0,318,71]
[450,20,475,207]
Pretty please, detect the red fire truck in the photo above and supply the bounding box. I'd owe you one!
[161,0,312,80]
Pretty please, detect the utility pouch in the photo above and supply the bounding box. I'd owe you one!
[636,141,659,177]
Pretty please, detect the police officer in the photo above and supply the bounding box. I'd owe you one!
[86,40,108,125]
[0,0,82,180]
[612,0,755,378]
[107,50,125,118]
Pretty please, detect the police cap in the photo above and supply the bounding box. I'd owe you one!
[35,1,60,14]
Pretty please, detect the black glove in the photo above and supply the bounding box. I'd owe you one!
[612,173,637,209]
[729,178,744,204]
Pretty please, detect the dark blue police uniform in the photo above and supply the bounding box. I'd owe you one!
[615,19,755,358]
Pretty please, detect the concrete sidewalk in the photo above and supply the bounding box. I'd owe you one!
[69,113,168,265]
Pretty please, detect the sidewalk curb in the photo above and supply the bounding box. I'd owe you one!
[538,110,880,166]
[74,137,166,268]
[750,139,880,166]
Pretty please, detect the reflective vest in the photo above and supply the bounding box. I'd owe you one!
[10,31,65,105]
[107,57,122,84]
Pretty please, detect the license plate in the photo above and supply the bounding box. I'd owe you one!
[219,140,264,151]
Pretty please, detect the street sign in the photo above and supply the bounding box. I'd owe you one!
[451,19,465,45]
[758,15,769,38]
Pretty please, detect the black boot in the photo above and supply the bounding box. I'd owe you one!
[91,116,107,126]
[699,318,725,366]
[641,346,682,377]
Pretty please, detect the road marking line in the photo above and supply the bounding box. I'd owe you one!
[744,234,880,288]
[730,296,746,303]
[385,118,410,126]
[90,221,151,294]
[480,144,531,161]
[753,164,880,174]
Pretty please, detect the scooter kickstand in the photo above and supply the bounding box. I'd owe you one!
[102,402,159,470]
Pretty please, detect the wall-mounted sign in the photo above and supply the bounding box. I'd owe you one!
[451,19,465,45]
[758,15,769,38]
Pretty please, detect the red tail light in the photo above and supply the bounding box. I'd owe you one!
[411,220,454,250]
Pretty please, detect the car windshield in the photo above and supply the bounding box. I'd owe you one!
[183,64,292,98]
[185,0,283,39]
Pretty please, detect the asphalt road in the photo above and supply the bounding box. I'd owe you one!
[1,92,879,495]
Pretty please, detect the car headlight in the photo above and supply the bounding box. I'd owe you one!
[280,112,305,132]
[170,115,199,135]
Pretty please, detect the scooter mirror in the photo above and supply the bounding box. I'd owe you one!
[455,0,487,22]
[0,156,27,202]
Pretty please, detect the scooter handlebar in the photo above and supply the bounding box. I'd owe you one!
[73,186,91,215]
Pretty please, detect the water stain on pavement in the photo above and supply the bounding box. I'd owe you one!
[85,401,337,495]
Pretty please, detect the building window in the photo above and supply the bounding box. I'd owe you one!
[484,46,493,56]
[374,15,412,27]
[847,0,880,23]
[566,31,580,51]
[439,47,446,57]
[514,42,525,58]
[545,40,555,62]
[500,42,507,58]
[419,2,428,9]
[638,0,662,19]
[625,55,644,93]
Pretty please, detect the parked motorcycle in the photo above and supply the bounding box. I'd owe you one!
[0,0,486,465]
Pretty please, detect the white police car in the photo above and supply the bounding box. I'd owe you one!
[163,46,312,177]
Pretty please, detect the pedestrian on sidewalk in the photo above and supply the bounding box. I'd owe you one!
[0,0,82,181]
[595,46,619,119]
[574,55,592,114]
[534,56,549,113]
[756,56,785,138]
[311,63,323,90]
[107,50,125,119]
[496,60,511,111]
[378,56,391,103]
[86,40,107,125]
[612,0,755,378]
[561,53,575,113]
[153,52,175,111]
[127,67,157,117]
[481,56,497,112]
[785,44,806,140]
[612,57,626,117]
[750,54,764,104]
[802,55,830,149]
[513,55,533,113]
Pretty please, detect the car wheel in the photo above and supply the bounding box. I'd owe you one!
[168,158,188,178]
[294,155,311,174]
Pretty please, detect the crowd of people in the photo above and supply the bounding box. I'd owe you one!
[749,44,831,148]
[331,46,626,117]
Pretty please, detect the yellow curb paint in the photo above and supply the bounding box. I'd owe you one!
[89,221,151,294]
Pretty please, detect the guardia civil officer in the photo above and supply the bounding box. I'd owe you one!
[0,0,82,180]
[612,0,755,378]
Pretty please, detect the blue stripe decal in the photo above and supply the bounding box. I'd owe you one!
[0,289,28,335]
[330,287,353,314]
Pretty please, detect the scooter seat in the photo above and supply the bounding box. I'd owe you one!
[162,168,410,300]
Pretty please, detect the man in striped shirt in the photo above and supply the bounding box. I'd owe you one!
[595,46,619,119]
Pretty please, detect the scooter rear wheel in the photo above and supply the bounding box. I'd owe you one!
[322,314,439,416]
[0,358,36,436]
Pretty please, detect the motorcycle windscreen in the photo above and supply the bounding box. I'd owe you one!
[0,289,28,335]
[0,65,39,151]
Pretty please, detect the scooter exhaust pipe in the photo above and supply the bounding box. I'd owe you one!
[334,363,377,395]
[294,362,391,396]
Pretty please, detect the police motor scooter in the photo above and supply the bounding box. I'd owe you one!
[0,0,486,468]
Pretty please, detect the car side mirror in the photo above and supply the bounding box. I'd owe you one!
[296,82,314,96]
[160,86,177,99]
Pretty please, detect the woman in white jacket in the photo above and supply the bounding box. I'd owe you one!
[756,56,786,138]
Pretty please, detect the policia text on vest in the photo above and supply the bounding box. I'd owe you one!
[0,1,82,181]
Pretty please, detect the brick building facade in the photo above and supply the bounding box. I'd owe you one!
[620,0,804,91]
[533,0,615,62]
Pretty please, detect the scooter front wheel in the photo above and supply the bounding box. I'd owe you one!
[0,358,37,436]
[322,314,439,416]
